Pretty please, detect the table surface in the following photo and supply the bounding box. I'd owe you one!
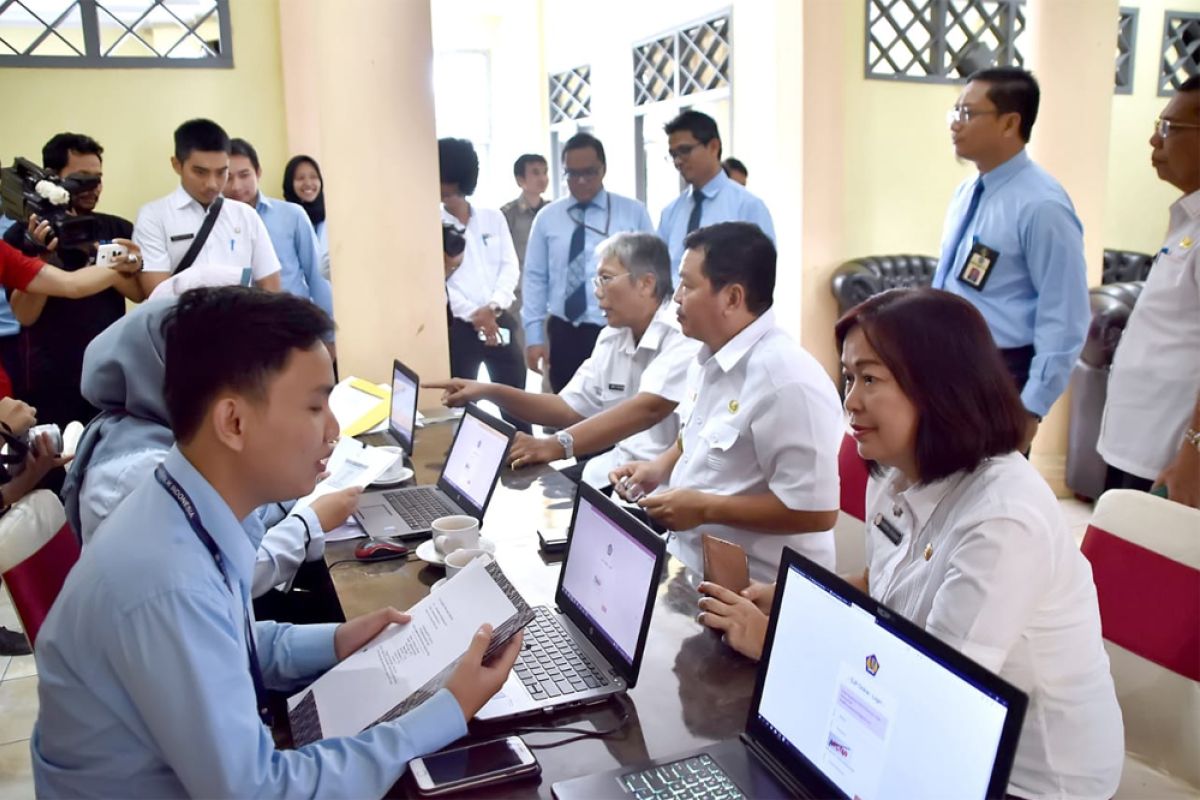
[326,418,760,798]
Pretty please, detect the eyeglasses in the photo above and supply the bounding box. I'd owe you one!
[665,143,702,162]
[946,106,1000,126]
[1154,117,1200,139]
[591,271,631,291]
[564,166,601,181]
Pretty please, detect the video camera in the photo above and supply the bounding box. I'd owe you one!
[0,157,98,250]
[442,221,466,258]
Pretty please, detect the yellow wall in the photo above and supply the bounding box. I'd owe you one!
[0,0,288,225]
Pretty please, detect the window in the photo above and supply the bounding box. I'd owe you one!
[865,0,1024,83]
[1159,10,1200,96]
[0,0,231,67]
[1115,8,1137,95]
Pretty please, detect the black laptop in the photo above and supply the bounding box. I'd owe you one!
[360,358,419,454]
[552,548,1028,800]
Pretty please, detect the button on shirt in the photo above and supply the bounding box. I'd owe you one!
[668,310,843,581]
[932,150,1090,417]
[657,170,776,282]
[256,194,334,321]
[522,189,654,346]
[866,453,1124,800]
[559,301,699,487]
[443,206,520,321]
[1099,190,1200,480]
[32,447,466,798]
[134,186,282,281]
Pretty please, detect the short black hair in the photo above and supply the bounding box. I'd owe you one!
[161,287,334,443]
[229,137,261,172]
[42,133,103,173]
[683,222,775,315]
[438,138,480,196]
[722,157,747,177]
[968,66,1040,142]
[1180,74,1200,93]
[664,110,722,158]
[174,118,231,163]
[835,288,1026,484]
[562,132,606,167]
[513,153,547,179]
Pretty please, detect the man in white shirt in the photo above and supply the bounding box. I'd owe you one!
[1099,75,1200,508]
[424,232,697,488]
[610,222,843,581]
[133,118,281,298]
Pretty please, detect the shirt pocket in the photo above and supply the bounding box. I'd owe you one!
[700,420,741,472]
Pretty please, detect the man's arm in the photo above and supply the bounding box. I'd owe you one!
[8,289,47,326]
[488,215,520,311]
[250,213,283,291]
[424,378,583,428]
[1155,394,1200,508]
[24,263,124,299]
[639,488,837,534]
[747,195,776,243]
[296,211,334,318]
[567,392,677,456]
[521,214,551,347]
[133,202,173,296]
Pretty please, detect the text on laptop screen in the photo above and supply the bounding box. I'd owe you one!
[559,497,658,666]
[389,366,418,448]
[439,413,509,511]
[756,565,1010,800]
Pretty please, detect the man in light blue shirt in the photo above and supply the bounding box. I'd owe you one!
[933,67,1089,450]
[32,287,520,798]
[657,111,775,283]
[523,132,654,391]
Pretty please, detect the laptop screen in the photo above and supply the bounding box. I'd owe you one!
[439,410,510,513]
[754,561,1015,800]
[389,362,418,453]
[559,492,660,667]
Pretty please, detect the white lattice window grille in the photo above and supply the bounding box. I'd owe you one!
[0,0,231,67]
[1159,11,1200,96]
[633,35,676,105]
[633,14,730,107]
[1115,8,1137,95]
[549,66,591,124]
[865,0,1025,83]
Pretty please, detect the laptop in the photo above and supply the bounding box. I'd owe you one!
[475,482,667,722]
[353,403,515,539]
[360,359,419,454]
[553,548,1028,800]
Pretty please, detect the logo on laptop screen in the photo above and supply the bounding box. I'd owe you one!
[865,654,880,676]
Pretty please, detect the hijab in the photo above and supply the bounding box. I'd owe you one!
[282,154,326,228]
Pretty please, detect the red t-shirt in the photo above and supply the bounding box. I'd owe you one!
[0,240,45,292]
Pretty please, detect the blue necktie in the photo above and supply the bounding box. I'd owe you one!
[687,190,705,234]
[934,179,984,289]
[564,201,591,322]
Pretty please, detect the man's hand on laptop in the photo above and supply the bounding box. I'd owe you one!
[445,624,524,720]
[507,432,560,469]
[697,582,768,661]
[422,378,487,408]
[334,606,412,661]
[310,486,363,531]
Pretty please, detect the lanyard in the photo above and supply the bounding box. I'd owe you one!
[568,192,612,238]
[154,464,273,727]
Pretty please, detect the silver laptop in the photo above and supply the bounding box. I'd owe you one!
[476,482,667,722]
[359,359,419,454]
[353,403,515,539]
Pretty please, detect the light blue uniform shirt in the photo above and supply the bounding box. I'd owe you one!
[256,194,334,324]
[522,188,653,346]
[32,446,466,798]
[657,169,776,283]
[932,150,1089,418]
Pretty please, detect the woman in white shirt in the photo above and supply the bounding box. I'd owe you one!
[698,288,1124,800]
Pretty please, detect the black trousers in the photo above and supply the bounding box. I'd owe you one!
[999,345,1034,394]
[447,309,532,433]
[546,315,603,393]
[252,559,346,625]
[1103,464,1154,493]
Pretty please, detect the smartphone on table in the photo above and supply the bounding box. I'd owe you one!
[410,735,539,795]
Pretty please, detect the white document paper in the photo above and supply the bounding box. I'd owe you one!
[329,379,385,432]
[324,517,365,542]
[294,437,399,512]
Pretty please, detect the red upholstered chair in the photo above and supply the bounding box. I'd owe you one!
[833,433,870,575]
[0,489,80,649]
[1081,489,1200,797]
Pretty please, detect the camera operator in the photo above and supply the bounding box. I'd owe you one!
[2,133,144,429]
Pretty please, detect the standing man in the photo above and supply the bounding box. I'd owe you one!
[501,153,550,358]
[657,111,774,283]
[523,133,654,392]
[1099,75,1200,507]
[134,118,282,297]
[934,67,1089,451]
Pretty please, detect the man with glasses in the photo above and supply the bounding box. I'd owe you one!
[934,67,1089,452]
[1099,75,1200,508]
[658,111,774,283]
[522,133,654,392]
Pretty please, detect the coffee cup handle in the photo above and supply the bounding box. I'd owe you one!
[435,535,448,553]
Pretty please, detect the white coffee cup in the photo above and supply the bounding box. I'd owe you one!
[432,515,480,556]
[445,548,490,579]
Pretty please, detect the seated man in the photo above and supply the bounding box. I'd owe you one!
[425,232,697,487]
[32,287,521,797]
[610,223,842,581]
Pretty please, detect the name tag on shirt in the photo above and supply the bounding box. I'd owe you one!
[607,383,626,391]
[957,241,1000,291]
[873,513,903,546]
[169,233,195,242]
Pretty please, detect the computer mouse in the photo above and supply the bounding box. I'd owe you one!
[354,540,410,562]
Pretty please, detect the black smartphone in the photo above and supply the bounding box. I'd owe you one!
[537,528,569,553]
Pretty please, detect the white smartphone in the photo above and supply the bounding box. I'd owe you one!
[409,735,538,795]
[95,242,130,268]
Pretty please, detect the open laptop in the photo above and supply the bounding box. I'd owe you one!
[553,548,1028,800]
[476,482,667,722]
[354,403,515,539]
[360,359,419,454]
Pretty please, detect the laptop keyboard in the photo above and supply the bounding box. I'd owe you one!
[619,755,745,800]
[383,487,458,530]
[514,608,611,700]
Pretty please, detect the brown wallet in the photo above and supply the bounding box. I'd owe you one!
[702,534,750,593]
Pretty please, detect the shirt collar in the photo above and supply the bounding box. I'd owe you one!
[978,149,1030,192]
[171,184,202,211]
[701,308,777,372]
[693,168,731,200]
[516,195,546,213]
[573,188,608,211]
[255,193,272,213]
[881,466,958,534]
[621,300,678,355]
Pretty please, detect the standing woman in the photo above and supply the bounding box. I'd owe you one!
[283,155,329,278]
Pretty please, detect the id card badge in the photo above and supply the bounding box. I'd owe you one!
[957,240,1000,291]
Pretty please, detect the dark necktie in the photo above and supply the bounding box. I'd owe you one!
[934,179,984,289]
[564,201,592,321]
[687,190,705,234]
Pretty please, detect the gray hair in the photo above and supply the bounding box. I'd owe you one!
[594,232,672,302]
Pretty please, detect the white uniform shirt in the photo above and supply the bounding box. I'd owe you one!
[866,453,1124,800]
[1098,189,1200,480]
[442,206,520,321]
[667,309,842,581]
[133,186,281,281]
[559,301,699,487]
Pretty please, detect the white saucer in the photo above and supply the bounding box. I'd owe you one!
[370,465,414,488]
[415,537,496,567]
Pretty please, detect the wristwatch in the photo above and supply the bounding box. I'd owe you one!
[556,430,575,460]
[1185,427,1200,452]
